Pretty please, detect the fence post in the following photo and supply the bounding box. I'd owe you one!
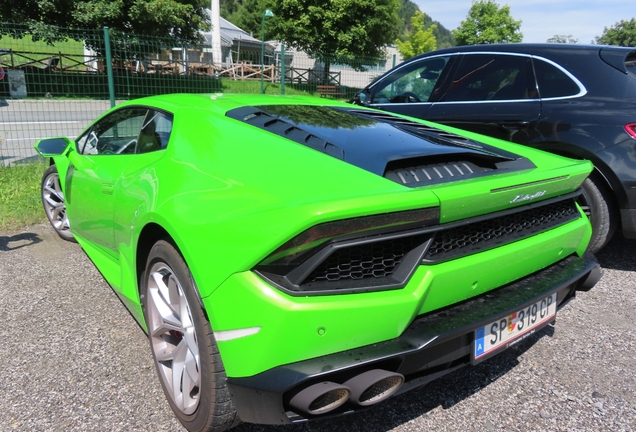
[281,44,285,95]
[103,27,116,108]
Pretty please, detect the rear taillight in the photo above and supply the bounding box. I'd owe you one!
[626,123,636,139]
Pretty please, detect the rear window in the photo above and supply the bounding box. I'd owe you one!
[626,52,636,79]
[533,59,581,99]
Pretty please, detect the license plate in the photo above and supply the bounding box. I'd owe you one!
[473,293,557,362]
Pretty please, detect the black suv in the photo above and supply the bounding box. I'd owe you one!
[352,44,636,252]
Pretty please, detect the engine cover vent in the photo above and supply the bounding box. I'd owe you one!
[385,161,491,186]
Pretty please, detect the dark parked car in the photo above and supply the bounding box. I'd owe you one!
[351,43,636,252]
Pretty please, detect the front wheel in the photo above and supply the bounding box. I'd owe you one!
[141,240,239,432]
[41,165,75,242]
[578,177,616,254]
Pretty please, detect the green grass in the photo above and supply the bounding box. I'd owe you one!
[221,78,307,96]
[220,78,314,96]
[0,34,85,71]
[218,78,351,101]
[0,34,84,55]
[0,161,48,231]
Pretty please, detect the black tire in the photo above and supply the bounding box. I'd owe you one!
[140,240,239,432]
[578,177,616,254]
[41,165,76,242]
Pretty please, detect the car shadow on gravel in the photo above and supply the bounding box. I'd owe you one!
[595,235,636,272]
[233,326,555,432]
[0,232,42,251]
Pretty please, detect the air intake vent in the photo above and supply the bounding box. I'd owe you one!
[385,161,491,186]
[424,199,579,262]
[226,106,345,159]
[302,235,428,284]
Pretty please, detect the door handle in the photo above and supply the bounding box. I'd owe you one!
[101,183,114,195]
[499,121,530,130]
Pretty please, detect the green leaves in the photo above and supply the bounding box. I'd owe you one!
[452,0,522,46]
[0,0,210,45]
[396,11,437,60]
[595,18,636,47]
[269,0,400,63]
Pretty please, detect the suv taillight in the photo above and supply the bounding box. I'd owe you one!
[626,123,636,139]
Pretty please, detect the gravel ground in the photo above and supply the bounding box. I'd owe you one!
[1,223,635,432]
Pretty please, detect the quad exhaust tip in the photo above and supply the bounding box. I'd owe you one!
[344,369,405,406]
[289,382,350,415]
[288,369,405,416]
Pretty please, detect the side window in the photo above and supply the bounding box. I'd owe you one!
[79,108,148,155]
[75,131,89,154]
[439,54,536,102]
[137,111,173,154]
[533,59,582,98]
[371,56,451,103]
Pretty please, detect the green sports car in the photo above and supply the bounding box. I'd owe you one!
[35,94,601,432]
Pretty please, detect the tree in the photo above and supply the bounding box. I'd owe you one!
[595,18,636,46]
[220,0,240,19]
[396,0,454,48]
[547,35,578,44]
[267,0,401,83]
[396,11,437,60]
[452,0,522,45]
[224,0,264,38]
[0,0,210,44]
[396,0,419,40]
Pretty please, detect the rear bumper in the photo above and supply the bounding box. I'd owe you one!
[227,254,600,425]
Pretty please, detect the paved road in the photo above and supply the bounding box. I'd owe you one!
[0,99,113,165]
[1,224,635,431]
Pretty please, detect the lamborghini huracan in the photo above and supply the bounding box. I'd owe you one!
[36,94,601,432]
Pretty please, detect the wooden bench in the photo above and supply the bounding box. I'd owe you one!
[317,85,344,98]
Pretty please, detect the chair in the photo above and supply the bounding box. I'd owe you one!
[137,121,161,154]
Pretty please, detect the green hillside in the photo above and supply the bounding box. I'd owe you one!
[398,0,455,48]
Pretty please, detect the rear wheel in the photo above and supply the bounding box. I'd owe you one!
[578,176,616,253]
[141,240,238,432]
[41,165,75,242]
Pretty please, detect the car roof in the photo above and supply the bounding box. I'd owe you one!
[400,43,636,80]
[415,43,634,58]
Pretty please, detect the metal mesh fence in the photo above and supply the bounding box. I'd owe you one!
[0,21,402,165]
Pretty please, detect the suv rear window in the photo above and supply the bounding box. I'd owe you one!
[533,59,581,99]
[626,52,636,79]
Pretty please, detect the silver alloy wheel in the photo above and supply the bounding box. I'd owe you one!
[42,170,69,231]
[146,262,201,415]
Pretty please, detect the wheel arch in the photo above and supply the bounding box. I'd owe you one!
[532,142,622,208]
[533,143,622,246]
[136,223,209,317]
[136,223,170,291]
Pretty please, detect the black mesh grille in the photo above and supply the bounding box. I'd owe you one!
[424,199,579,262]
[294,197,580,289]
[303,235,427,283]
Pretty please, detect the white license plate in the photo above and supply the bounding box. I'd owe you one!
[474,293,557,361]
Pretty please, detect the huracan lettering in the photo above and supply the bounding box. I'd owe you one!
[510,190,547,204]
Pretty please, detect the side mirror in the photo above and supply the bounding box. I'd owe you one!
[352,90,370,106]
[35,137,72,157]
